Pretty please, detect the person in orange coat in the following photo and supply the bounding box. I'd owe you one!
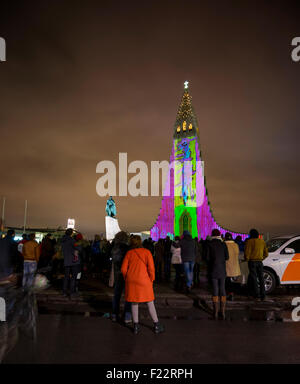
[121,235,164,334]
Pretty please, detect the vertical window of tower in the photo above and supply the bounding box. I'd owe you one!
[183,215,189,232]
[183,121,187,131]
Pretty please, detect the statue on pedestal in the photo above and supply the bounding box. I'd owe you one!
[106,196,117,218]
[105,197,120,241]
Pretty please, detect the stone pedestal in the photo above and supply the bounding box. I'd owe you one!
[105,216,121,242]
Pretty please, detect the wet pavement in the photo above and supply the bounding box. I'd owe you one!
[2,275,300,363]
[35,276,300,322]
[3,314,300,363]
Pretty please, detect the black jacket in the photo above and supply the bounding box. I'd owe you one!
[111,242,129,277]
[206,237,229,279]
[0,235,18,280]
[180,234,196,263]
[61,235,79,267]
[143,239,154,256]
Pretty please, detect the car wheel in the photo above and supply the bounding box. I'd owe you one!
[263,269,276,294]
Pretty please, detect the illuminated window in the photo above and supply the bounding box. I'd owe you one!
[189,123,192,130]
[177,126,180,133]
[183,121,186,131]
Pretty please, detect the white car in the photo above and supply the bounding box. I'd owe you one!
[236,235,300,294]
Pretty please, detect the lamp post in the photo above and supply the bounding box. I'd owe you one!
[0,197,5,237]
[23,200,27,234]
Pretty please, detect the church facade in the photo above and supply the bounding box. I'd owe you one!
[150,82,247,241]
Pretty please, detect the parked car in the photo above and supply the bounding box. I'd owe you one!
[233,235,300,294]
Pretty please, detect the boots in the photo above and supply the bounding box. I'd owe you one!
[133,323,140,335]
[212,296,219,320]
[227,292,234,301]
[153,322,165,334]
[220,296,226,320]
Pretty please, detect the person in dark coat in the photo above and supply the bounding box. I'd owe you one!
[111,231,132,324]
[164,236,172,281]
[142,237,154,256]
[38,233,55,269]
[61,228,80,298]
[193,238,203,287]
[201,236,211,280]
[171,236,184,291]
[100,239,112,282]
[73,233,86,293]
[206,229,229,320]
[0,229,18,283]
[91,234,102,274]
[154,239,164,282]
[235,235,245,253]
[180,231,197,292]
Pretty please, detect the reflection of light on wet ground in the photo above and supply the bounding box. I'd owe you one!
[3,314,300,364]
[37,306,292,322]
[0,285,37,363]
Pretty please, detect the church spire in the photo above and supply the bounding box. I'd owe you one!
[174,81,199,138]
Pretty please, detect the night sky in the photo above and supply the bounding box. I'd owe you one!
[0,0,300,238]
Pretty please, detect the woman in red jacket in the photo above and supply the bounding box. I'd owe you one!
[121,235,164,335]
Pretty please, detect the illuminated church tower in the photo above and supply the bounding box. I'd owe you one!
[150,82,246,241]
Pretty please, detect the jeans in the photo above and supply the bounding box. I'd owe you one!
[183,261,195,288]
[63,265,80,295]
[248,261,265,299]
[112,275,132,321]
[22,261,37,289]
[212,277,226,296]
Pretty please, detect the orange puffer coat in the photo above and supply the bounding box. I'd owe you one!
[121,247,155,303]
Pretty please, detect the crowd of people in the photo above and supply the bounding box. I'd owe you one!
[0,226,269,333]
[109,228,268,328]
[0,230,114,289]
